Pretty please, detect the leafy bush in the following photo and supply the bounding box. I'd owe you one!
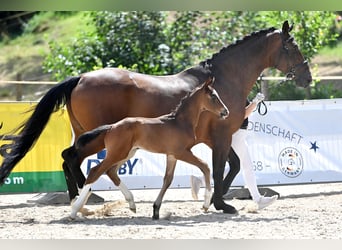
[43,11,340,100]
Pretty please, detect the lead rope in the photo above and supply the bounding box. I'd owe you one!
[255,74,268,116]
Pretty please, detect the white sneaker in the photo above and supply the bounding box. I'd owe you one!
[190,175,202,200]
[257,195,278,210]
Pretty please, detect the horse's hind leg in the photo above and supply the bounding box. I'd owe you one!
[105,149,138,212]
[70,183,92,219]
[106,161,136,213]
[176,151,212,211]
[62,160,79,201]
[152,155,177,220]
[61,146,85,201]
[70,157,116,219]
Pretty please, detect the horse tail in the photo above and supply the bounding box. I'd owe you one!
[76,125,112,148]
[0,76,81,185]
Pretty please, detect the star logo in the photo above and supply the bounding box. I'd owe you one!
[310,141,319,153]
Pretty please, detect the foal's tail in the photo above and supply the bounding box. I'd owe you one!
[76,125,112,149]
[0,76,81,185]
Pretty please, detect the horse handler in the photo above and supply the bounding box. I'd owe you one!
[191,92,278,210]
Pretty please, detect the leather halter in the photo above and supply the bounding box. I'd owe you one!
[278,35,308,84]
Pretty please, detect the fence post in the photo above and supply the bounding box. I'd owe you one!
[15,73,22,101]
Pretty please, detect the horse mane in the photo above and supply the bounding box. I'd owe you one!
[199,27,277,69]
[168,91,193,118]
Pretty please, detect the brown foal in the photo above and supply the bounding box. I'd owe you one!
[70,77,229,219]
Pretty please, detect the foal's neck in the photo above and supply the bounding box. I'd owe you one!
[170,91,203,131]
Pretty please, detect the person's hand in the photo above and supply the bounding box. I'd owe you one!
[252,92,265,104]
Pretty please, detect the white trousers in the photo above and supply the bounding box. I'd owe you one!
[231,129,261,202]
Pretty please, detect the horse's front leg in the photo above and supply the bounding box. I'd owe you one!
[176,151,212,212]
[212,141,238,214]
[222,148,241,195]
[153,155,177,220]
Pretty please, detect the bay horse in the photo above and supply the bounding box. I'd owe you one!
[0,21,312,214]
[70,77,229,219]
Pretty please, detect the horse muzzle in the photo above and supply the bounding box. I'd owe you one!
[220,109,229,119]
[293,61,312,88]
[296,74,312,88]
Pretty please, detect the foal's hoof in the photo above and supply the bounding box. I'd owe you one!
[69,212,77,220]
[202,205,209,212]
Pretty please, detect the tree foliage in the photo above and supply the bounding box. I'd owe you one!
[43,11,340,100]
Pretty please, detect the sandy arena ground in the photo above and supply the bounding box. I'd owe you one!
[0,182,341,239]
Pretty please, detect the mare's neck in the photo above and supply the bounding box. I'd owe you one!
[209,31,281,97]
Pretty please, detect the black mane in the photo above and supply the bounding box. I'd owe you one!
[199,27,277,69]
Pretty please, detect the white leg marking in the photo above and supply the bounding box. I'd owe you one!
[203,188,212,211]
[118,182,136,212]
[70,184,92,219]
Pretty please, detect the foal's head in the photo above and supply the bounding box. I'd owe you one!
[197,77,229,119]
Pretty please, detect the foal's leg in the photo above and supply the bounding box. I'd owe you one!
[105,149,138,212]
[152,155,177,220]
[70,183,92,219]
[69,132,108,217]
[176,151,212,211]
[106,163,136,213]
[70,156,120,219]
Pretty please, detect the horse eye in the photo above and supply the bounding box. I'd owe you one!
[211,93,217,100]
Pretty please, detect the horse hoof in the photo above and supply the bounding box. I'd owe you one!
[202,205,209,212]
[214,202,237,214]
[130,207,137,213]
[222,205,238,214]
[69,212,77,220]
[152,214,159,220]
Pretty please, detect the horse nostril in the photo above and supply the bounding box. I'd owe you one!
[221,109,229,118]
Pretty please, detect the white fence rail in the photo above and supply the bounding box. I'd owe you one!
[1,76,342,85]
[1,76,342,101]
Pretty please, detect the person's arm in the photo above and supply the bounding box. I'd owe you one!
[244,93,264,118]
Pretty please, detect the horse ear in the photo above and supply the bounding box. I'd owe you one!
[209,76,215,86]
[282,20,294,33]
[289,23,294,32]
[282,20,290,34]
[203,76,214,89]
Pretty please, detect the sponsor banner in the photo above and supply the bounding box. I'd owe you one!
[2,99,342,193]
[81,98,342,191]
[246,98,342,185]
[0,102,71,193]
[0,171,66,193]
